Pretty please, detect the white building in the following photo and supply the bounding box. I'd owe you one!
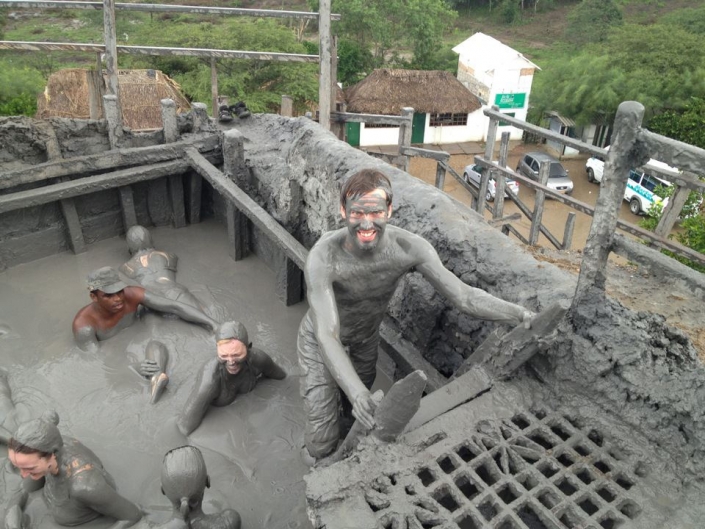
[453,32,540,142]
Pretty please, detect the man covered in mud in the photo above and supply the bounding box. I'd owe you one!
[160,445,241,529]
[120,225,206,314]
[176,321,286,436]
[72,266,218,402]
[298,169,533,459]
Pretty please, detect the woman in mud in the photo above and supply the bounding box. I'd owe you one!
[161,446,241,529]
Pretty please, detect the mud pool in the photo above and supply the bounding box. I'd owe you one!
[0,221,320,529]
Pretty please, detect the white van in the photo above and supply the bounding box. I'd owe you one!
[585,149,675,215]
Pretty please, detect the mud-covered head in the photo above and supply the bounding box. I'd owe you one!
[8,411,62,480]
[161,445,210,517]
[126,225,154,254]
[339,169,393,252]
[216,321,250,375]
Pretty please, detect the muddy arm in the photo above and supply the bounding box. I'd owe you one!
[70,474,142,529]
[413,237,531,326]
[73,325,100,352]
[177,361,220,436]
[250,349,286,380]
[4,479,43,529]
[141,291,217,331]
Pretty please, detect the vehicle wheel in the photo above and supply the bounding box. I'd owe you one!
[629,197,641,215]
[486,190,494,202]
[587,168,596,183]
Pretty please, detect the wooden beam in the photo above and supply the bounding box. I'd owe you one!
[0,42,320,62]
[639,129,705,178]
[332,112,412,126]
[0,2,341,20]
[400,146,450,162]
[0,136,220,190]
[488,212,521,227]
[654,185,690,240]
[562,212,576,250]
[184,148,308,270]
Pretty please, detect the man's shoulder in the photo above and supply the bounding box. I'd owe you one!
[72,304,96,330]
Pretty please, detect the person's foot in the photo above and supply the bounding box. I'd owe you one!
[150,372,169,404]
[300,445,316,468]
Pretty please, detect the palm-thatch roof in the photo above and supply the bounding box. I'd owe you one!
[344,69,481,115]
[37,68,191,131]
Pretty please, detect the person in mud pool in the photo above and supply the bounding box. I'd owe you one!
[3,413,186,529]
[120,225,207,315]
[176,321,286,436]
[72,266,218,402]
[298,168,534,460]
[160,445,241,529]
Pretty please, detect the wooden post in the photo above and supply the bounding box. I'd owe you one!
[276,252,303,306]
[434,161,445,190]
[654,185,690,240]
[575,101,646,302]
[188,170,202,225]
[318,0,331,130]
[397,107,414,172]
[281,95,294,117]
[118,186,138,230]
[95,51,103,76]
[168,175,186,228]
[102,0,121,126]
[160,98,179,144]
[223,129,249,260]
[528,160,550,245]
[191,102,209,132]
[476,166,490,214]
[210,58,218,119]
[330,35,338,113]
[483,105,500,161]
[562,212,576,250]
[493,131,511,220]
[103,94,123,149]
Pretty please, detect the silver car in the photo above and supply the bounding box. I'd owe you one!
[516,152,574,195]
[462,163,519,202]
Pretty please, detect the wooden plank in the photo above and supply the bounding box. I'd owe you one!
[488,212,521,227]
[379,321,446,393]
[562,212,576,250]
[0,160,192,214]
[118,186,138,230]
[639,129,705,179]
[276,254,304,306]
[0,42,320,63]
[332,112,412,126]
[185,148,308,270]
[483,113,499,161]
[188,172,202,225]
[528,160,550,246]
[0,2,342,20]
[0,136,220,190]
[168,174,186,228]
[58,180,86,254]
[503,224,530,245]
[400,146,450,162]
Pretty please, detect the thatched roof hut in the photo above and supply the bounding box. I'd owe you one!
[344,69,482,115]
[37,68,191,131]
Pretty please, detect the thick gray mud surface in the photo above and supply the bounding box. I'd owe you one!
[0,221,312,529]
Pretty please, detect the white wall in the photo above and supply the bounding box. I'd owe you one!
[359,124,400,147]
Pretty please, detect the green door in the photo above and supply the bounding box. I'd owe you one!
[411,112,426,144]
[346,122,361,147]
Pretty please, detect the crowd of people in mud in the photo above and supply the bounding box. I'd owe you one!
[1,169,533,529]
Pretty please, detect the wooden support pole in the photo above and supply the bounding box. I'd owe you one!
[103,94,123,149]
[483,106,499,161]
[397,107,414,172]
[102,0,121,125]
[318,0,331,131]
[118,186,138,230]
[188,171,202,225]
[160,98,179,144]
[528,160,550,246]
[280,95,294,117]
[168,175,186,228]
[191,102,209,132]
[575,101,646,302]
[210,58,218,119]
[275,252,303,306]
[654,185,690,240]
[434,161,446,190]
[476,165,490,214]
[330,35,338,118]
[222,129,249,261]
[493,131,511,220]
[562,212,576,250]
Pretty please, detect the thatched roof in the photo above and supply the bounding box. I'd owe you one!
[344,69,481,115]
[37,68,191,131]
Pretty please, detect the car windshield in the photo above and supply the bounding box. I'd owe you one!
[549,163,566,177]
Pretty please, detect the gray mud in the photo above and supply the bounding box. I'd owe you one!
[0,221,312,529]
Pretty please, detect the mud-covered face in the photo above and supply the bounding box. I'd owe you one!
[341,189,392,252]
[90,290,126,314]
[217,339,248,375]
[8,450,56,480]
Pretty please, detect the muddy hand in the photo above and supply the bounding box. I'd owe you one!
[352,390,377,430]
[139,360,161,378]
[4,505,24,529]
[522,311,534,330]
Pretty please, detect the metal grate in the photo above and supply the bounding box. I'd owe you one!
[363,409,645,528]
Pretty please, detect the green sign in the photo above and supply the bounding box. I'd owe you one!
[494,93,526,109]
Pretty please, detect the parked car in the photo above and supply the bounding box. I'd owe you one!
[462,163,519,202]
[585,147,677,215]
[515,152,574,195]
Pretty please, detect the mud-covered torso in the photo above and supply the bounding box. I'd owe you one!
[94,306,143,340]
[43,438,116,526]
[122,251,178,285]
[212,359,261,407]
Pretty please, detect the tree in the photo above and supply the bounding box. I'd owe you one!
[648,98,705,150]
[565,0,623,47]
[0,60,45,116]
